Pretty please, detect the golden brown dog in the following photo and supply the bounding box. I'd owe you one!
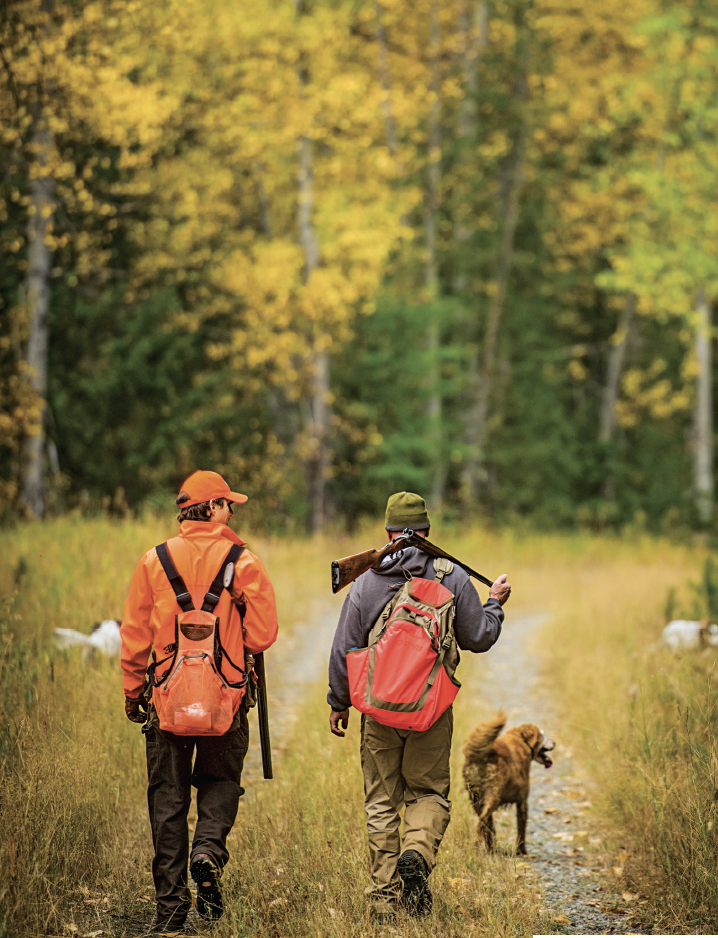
[462,711,554,855]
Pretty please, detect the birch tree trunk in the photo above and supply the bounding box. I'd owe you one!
[297,134,329,534]
[294,0,330,534]
[457,2,486,139]
[20,116,55,518]
[463,18,529,509]
[599,292,635,445]
[693,286,714,524]
[375,2,399,161]
[425,2,444,511]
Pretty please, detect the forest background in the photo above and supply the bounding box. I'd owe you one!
[2,0,718,533]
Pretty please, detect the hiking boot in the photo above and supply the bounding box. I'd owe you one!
[397,850,432,917]
[190,853,223,921]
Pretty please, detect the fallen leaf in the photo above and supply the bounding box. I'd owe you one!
[622,891,638,901]
[574,831,588,838]
[612,866,624,877]
[544,807,559,814]
[82,932,103,938]
[552,913,571,924]
[64,927,78,934]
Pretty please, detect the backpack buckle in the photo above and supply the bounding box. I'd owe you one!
[203,590,221,608]
[176,591,192,608]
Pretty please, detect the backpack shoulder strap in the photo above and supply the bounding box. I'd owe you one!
[155,543,194,612]
[202,543,245,613]
[433,557,454,582]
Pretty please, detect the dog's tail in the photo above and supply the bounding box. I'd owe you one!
[462,710,506,764]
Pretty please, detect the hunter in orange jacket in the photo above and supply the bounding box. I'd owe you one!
[121,521,278,700]
[120,470,278,933]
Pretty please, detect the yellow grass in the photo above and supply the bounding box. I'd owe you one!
[1,515,715,935]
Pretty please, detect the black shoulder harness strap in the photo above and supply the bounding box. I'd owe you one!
[155,542,245,614]
[202,544,244,612]
[155,543,194,612]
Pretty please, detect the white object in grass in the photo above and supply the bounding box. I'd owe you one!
[662,619,718,650]
[53,619,121,657]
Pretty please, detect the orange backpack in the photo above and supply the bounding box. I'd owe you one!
[346,558,460,732]
[149,542,247,736]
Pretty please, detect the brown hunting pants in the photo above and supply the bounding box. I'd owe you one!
[360,708,453,910]
[144,711,249,925]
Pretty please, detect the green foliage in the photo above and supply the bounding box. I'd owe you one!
[2,0,718,530]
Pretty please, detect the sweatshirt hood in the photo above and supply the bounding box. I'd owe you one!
[373,544,430,579]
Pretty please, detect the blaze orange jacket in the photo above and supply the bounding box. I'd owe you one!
[121,521,278,699]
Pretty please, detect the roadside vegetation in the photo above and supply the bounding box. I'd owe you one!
[2,514,716,936]
[540,535,718,931]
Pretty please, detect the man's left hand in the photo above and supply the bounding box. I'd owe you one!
[125,695,149,724]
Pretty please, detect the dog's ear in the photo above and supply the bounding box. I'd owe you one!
[520,725,541,752]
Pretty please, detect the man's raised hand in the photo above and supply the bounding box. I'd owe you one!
[489,574,511,606]
[330,708,350,737]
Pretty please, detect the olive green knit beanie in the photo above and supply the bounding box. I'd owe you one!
[384,491,431,531]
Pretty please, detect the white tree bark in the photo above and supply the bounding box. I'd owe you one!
[454,0,487,258]
[375,2,399,160]
[20,117,55,518]
[463,26,529,508]
[294,0,330,534]
[693,286,714,524]
[297,133,329,534]
[457,3,487,144]
[425,2,444,511]
[599,292,635,445]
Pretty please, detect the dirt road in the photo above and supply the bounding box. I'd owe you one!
[461,611,657,935]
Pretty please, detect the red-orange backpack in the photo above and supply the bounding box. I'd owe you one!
[346,557,460,731]
[148,542,247,735]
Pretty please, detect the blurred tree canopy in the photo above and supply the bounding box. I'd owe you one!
[2,0,718,531]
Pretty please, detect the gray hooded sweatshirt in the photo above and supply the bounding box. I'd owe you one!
[327,545,503,711]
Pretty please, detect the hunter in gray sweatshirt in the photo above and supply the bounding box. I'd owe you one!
[327,545,503,711]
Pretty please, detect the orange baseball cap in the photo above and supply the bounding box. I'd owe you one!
[176,470,248,508]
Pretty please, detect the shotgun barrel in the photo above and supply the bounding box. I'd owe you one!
[253,652,273,780]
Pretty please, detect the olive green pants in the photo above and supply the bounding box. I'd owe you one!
[360,708,453,909]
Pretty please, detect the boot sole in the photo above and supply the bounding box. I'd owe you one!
[397,851,432,917]
[190,855,223,921]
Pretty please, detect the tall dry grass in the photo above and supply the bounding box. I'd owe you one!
[1,514,554,937]
[532,532,718,930]
[0,512,345,937]
[7,514,714,935]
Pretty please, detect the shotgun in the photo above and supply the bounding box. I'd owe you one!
[331,528,495,594]
[253,652,273,780]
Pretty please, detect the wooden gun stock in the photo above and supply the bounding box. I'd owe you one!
[331,549,384,594]
[331,530,494,594]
